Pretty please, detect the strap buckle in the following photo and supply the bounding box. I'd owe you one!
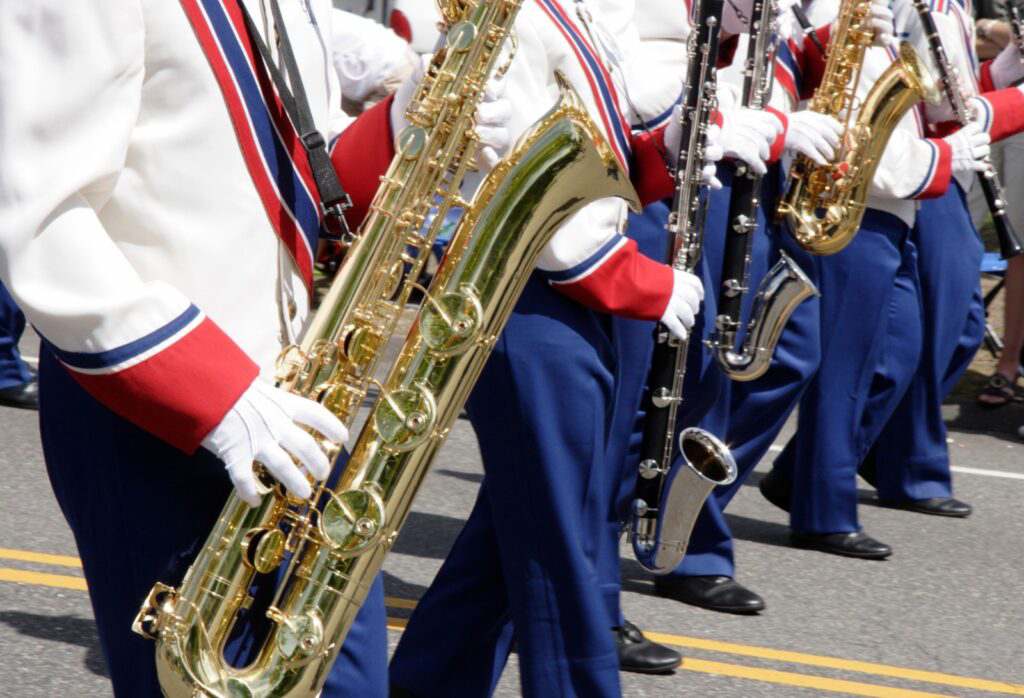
[321,195,355,245]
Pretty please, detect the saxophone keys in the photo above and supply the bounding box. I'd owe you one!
[374,383,438,452]
[275,610,325,664]
[319,488,387,556]
[420,286,484,357]
[241,528,287,574]
[274,345,308,383]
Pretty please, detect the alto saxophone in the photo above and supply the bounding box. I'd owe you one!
[709,0,819,381]
[629,0,738,575]
[132,3,639,695]
[777,0,938,255]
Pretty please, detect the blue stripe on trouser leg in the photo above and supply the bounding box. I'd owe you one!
[0,282,31,389]
[37,349,388,697]
[773,209,910,534]
[869,182,985,501]
[390,273,622,698]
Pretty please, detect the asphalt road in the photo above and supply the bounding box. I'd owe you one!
[1,331,1023,697]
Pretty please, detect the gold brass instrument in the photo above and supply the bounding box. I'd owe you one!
[131,1,640,694]
[777,1,939,255]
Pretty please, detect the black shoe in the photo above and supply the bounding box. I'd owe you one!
[615,619,682,674]
[0,378,38,410]
[654,575,765,615]
[881,497,972,518]
[791,530,892,559]
[758,471,791,513]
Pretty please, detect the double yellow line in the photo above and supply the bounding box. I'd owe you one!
[1,547,1021,697]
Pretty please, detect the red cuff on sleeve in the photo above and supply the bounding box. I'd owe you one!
[58,313,259,454]
[330,96,397,230]
[551,238,674,321]
[979,88,1024,142]
[631,126,676,206]
[915,138,953,199]
[765,107,788,163]
[979,60,997,93]
[718,35,740,68]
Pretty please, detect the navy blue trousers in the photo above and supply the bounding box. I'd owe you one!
[38,349,388,697]
[389,273,623,698]
[0,282,31,389]
[867,183,985,501]
[773,208,921,534]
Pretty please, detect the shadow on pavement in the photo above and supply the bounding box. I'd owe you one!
[0,610,108,677]
[433,468,484,485]
[392,510,466,560]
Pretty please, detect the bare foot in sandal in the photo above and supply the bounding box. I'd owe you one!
[977,373,1019,407]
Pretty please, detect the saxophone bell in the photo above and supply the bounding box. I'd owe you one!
[711,252,820,381]
[631,428,737,574]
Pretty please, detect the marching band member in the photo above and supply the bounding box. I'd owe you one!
[861,8,1024,515]
[630,0,845,613]
[760,0,994,559]
[389,2,717,695]
[0,3,464,694]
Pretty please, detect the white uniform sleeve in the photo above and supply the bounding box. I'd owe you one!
[0,1,260,453]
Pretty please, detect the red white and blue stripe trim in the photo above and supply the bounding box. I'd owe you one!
[47,305,205,375]
[632,94,682,132]
[535,0,632,168]
[546,236,629,286]
[180,0,323,289]
[775,38,803,103]
[45,304,260,453]
[908,138,952,199]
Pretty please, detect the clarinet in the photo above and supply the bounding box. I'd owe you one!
[630,0,738,574]
[913,0,1024,259]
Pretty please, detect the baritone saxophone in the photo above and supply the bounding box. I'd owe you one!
[777,1,938,255]
[131,2,640,696]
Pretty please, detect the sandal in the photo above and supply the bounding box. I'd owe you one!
[977,373,1019,407]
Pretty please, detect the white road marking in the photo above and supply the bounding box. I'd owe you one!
[951,465,1024,481]
[764,445,1024,481]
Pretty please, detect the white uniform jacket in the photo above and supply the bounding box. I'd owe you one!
[895,0,1024,187]
[0,1,395,452]
[470,0,681,319]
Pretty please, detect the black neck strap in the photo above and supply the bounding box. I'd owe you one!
[240,0,354,242]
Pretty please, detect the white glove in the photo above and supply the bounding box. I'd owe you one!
[784,111,843,165]
[201,380,349,507]
[868,0,895,48]
[474,73,513,169]
[718,107,784,175]
[660,269,705,341]
[945,120,991,175]
[703,124,725,190]
[664,106,725,189]
[991,40,1024,89]
[389,58,510,169]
